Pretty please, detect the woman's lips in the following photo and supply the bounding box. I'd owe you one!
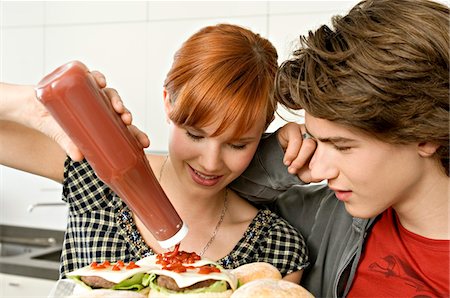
[188,165,222,187]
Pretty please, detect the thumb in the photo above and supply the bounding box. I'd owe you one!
[65,142,84,161]
[45,121,84,161]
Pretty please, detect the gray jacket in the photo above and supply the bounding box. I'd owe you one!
[231,133,378,298]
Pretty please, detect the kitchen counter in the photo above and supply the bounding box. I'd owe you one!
[0,225,65,280]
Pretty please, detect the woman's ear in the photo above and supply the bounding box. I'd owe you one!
[163,88,172,122]
[417,141,440,157]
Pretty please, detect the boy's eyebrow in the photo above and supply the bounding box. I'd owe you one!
[304,127,356,143]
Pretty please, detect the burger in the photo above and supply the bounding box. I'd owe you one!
[65,260,156,297]
[62,244,311,298]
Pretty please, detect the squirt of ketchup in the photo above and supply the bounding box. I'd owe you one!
[156,243,220,274]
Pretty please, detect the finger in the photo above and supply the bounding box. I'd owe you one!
[104,88,124,113]
[121,108,133,125]
[129,125,150,148]
[283,136,302,166]
[91,71,107,88]
[104,88,133,126]
[54,132,84,161]
[288,138,316,174]
[66,144,84,162]
[297,168,324,184]
[280,123,303,166]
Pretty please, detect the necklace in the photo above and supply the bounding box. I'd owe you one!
[199,189,228,256]
[159,155,228,256]
[159,155,169,182]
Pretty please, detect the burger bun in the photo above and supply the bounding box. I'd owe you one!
[148,289,233,298]
[230,262,281,285]
[230,279,314,298]
[68,288,148,298]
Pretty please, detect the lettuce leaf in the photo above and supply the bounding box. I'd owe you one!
[112,273,145,290]
[68,273,147,291]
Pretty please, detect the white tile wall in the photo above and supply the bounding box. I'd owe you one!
[0,0,359,229]
[0,27,45,83]
[44,1,147,25]
[44,22,149,132]
[147,1,268,20]
[0,1,45,27]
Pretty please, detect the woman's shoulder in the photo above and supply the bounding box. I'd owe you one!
[256,208,302,236]
[145,153,165,166]
[227,189,259,222]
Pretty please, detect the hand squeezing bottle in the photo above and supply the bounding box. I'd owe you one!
[35,61,188,248]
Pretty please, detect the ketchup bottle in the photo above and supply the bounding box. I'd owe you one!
[35,61,188,248]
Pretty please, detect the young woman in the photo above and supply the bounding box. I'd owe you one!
[231,0,449,296]
[0,24,308,283]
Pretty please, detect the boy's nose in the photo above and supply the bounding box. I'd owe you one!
[309,147,339,182]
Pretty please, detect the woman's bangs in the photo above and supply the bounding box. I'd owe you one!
[170,85,267,139]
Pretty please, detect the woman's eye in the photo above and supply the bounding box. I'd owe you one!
[230,144,247,150]
[186,131,203,141]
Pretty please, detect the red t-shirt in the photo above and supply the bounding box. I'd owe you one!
[348,208,449,298]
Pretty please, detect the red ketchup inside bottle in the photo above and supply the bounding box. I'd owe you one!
[35,61,188,248]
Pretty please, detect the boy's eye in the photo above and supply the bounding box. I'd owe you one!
[186,131,203,141]
[334,145,351,152]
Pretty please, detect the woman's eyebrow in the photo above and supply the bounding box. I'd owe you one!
[234,136,258,142]
[186,126,205,134]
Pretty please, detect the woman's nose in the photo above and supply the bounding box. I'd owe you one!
[309,146,339,181]
[199,145,224,173]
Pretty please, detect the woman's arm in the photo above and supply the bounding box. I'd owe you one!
[283,270,303,284]
[0,83,67,182]
[0,75,149,183]
[0,119,66,182]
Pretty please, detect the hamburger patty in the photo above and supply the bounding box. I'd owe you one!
[156,275,216,292]
[80,276,117,289]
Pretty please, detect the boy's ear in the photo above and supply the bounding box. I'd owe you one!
[417,141,440,157]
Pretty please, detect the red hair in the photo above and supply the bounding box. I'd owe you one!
[164,24,278,138]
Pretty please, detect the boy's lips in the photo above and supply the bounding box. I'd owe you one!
[188,165,222,187]
[329,187,352,202]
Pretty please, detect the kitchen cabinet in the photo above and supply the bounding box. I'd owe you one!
[0,166,68,230]
[0,273,55,297]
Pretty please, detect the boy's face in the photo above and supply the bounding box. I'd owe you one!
[304,113,427,219]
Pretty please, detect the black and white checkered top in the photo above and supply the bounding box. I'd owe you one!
[59,158,309,278]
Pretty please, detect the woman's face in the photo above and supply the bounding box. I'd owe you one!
[167,111,266,196]
[305,113,429,219]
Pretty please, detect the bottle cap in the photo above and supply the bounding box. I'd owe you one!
[157,222,189,248]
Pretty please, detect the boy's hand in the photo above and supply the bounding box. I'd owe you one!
[277,122,317,183]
